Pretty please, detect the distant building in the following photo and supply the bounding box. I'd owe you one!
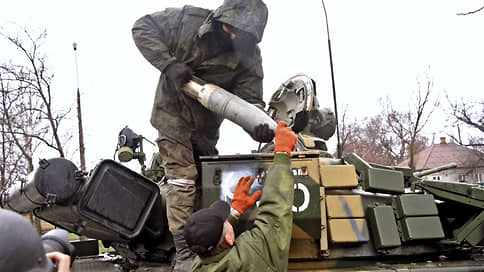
[398,137,484,183]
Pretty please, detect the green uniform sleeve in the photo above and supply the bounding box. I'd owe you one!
[246,152,293,270]
[132,8,180,72]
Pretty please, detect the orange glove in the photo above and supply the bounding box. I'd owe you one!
[231,176,262,215]
[274,121,297,156]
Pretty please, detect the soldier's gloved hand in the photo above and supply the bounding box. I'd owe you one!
[274,121,297,156]
[250,123,274,143]
[164,61,193,91]
[231,176,262,216]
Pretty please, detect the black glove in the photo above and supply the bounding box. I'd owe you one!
[164,61,193,91]
[250,123,274,143]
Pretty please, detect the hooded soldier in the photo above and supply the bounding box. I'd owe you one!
[132,0,270,270]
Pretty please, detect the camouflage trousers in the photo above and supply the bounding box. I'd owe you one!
[165,183,197,235]
[156,112,220,180]
[157,136,199,180]
[157,137,215,235]
[156,104,219,233]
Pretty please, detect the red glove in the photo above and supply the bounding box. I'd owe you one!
[274,121,297,156]
[231,176,262,215]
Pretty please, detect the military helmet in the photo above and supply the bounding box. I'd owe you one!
[0,209,54,272]
[213,0,268,43]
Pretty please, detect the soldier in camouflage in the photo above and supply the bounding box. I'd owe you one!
[132,0,271,270]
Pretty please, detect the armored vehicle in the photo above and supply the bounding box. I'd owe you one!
[1,74,484,271]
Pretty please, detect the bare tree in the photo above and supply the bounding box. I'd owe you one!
[341,116,389,164]
[0,28,70,163]
[0,73,34,190]
[0,120,27,191]
[0,27,71,229]
[381,76,437,169]
[447,98,484,153]
[339,104,399,165]
[340,74,435,168]
[449,99,484,133]
[339,105,357,153]
[340,112,423,166]
[361,115,400,165]
[0,28,71,232]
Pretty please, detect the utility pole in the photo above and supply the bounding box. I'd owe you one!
[73,42,86,171]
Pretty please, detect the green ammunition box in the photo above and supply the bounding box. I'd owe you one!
[393,194,438,219]
[363,168,404,194]
[398,216,445,242]
[368,206,401,249]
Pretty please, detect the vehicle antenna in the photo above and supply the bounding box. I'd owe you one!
[73,42,86,171]
[321,1,342,158]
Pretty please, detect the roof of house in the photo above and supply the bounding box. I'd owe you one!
[397,137,484,170]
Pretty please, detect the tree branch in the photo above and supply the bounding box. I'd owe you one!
[457,6,484,16]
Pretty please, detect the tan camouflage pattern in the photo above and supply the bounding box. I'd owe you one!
[165,183,197,235]
[157,137,198,180]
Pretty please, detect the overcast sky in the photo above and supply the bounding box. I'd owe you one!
[1,0,483,169]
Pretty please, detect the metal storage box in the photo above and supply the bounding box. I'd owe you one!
[393,194,438,219]
[368,205,401,249]
[398,216,445,242]
[363,168,404,194]
[78,159,160,239]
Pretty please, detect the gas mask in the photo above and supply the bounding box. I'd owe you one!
[116,126,145,163]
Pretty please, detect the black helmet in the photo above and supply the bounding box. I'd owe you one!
[0,209,54,272]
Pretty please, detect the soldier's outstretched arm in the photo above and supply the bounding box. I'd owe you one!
[247,121,297,270]
[131,9,180,72]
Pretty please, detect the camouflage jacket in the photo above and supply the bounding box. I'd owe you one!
[191,153,294,272]
[132,4,265,145]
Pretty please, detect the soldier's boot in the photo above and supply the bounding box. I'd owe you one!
[172,233,195,272]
